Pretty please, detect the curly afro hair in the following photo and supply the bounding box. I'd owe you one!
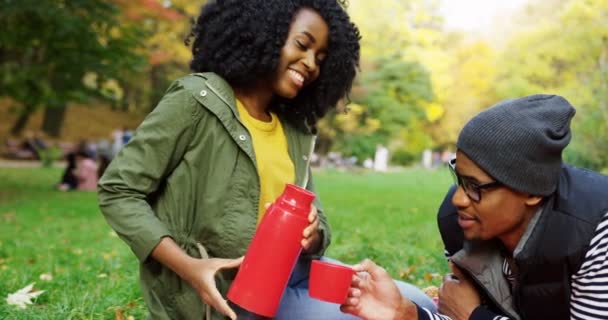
[187,0,360,133]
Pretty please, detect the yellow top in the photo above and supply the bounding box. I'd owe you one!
[236,99,295,223]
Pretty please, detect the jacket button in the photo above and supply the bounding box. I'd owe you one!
[200,90,207,97]
[239,135,247,141]
[302,155,308,161]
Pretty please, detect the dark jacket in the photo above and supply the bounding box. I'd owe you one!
[437,164,608,319]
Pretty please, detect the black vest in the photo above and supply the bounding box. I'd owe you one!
[438,164,608,320]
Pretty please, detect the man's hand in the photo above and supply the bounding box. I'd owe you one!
[438,262,481,320]
[340,259,417,320]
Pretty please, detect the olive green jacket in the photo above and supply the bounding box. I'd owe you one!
[98,73,331,320]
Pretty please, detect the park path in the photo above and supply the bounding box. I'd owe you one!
[0,159,65,168]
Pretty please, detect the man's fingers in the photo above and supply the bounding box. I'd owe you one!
[347,287,361,297]
[355,259,387,280]
[449,261,465,280]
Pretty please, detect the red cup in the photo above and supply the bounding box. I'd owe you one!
[309,260,355,304]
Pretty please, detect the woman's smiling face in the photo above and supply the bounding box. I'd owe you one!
[271,7,329,99]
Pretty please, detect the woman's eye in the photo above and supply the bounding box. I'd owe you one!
[296,40,306,50]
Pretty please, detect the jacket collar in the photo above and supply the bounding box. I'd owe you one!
[188,72,315,187]
[451,240,521,320]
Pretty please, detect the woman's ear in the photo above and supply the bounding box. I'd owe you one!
[525,194,544,207]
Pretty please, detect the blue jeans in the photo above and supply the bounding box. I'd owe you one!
[275,257,437,319]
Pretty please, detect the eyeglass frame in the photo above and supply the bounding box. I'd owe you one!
[448,158,502,203]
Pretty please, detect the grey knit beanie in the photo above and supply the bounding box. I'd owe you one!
[457,94,576,196]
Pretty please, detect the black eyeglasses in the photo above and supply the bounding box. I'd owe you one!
[448,158,502,203]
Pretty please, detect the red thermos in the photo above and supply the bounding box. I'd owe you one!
[227,183,315,318]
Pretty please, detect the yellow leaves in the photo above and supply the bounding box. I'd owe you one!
[334,103,381,135]
[83,72,98,89]
[399,265,417,279]
[114,309,135,320]
[101,79,124,101]
[422,285,439,298]
[424,102,444,123]
[424,272,441,282]
[110,302,138,320]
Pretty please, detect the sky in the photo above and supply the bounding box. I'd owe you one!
[439,0,529,32]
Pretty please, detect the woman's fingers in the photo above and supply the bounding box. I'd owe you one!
[215,256,244,270]
[308,205,318,223]
[204,288,236,320]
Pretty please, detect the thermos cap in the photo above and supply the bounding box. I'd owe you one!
[277,184,315,218]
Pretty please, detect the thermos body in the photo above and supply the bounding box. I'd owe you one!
[227,184,315,318]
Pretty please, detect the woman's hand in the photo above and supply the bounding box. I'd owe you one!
[151,237,243,320]
[302,204,321,253]
[184,257,244,320]
[340,259,417,320]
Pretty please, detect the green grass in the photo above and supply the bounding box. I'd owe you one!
[0,166,452,319]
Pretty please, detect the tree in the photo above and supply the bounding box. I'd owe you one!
[319,55,434,164]
[112,0,198,113]
[495,0,608,170]
[316,0,441,164]
[0,0,147,137]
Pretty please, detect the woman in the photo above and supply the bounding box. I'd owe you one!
[98,1,432,319]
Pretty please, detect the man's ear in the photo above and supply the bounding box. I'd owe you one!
[525,194,544,206]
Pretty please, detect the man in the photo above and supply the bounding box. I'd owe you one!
[340,94,608,320]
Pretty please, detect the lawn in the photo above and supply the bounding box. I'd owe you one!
[0,166,453,319]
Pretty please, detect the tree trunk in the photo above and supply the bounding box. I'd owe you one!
[41,104,68,138]
[10,103,36,136]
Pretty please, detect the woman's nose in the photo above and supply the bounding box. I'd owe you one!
[302,51,316,70]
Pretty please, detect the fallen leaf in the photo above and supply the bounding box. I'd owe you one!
[422,285,439,298]
[114,310,125,320]
[6,283,45,309]
[2,211,16,222]
[40,273,53,281]
[399,265,417,279]
[424,272,441,282]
